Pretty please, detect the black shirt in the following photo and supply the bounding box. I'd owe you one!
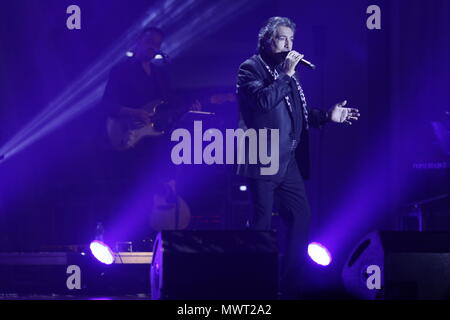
[102,57,172,117]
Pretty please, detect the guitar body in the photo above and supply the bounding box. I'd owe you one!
[106,99,169,151]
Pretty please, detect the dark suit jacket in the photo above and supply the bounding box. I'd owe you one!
[236,54,329,181]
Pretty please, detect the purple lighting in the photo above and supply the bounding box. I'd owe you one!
[308,242,332,266]
[89,240,114,265]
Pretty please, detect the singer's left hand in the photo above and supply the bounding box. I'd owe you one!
[329,100,360,125]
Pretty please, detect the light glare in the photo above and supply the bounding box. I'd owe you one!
[90,240,114,265]
[308,242,332,266]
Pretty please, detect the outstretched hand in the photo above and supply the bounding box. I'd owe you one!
[329,100,360,125]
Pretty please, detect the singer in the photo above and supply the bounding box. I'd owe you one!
[236,16,360,299]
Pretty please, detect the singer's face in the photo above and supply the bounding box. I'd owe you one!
[271,26,294,53]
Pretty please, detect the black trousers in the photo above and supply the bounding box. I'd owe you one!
[247,156,311,295]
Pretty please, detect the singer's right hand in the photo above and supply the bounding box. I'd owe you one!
[282,50,304,77]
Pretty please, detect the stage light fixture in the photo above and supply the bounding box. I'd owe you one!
[308,242,332,266]
[89,240,114,265]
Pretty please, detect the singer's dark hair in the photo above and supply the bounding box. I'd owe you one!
[257,17,296,53]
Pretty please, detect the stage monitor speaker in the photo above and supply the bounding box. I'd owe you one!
[150,230,278,300]
[342,231,450,299]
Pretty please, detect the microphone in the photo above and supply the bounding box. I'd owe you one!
[300,58,316,70]
[274,51,316,70]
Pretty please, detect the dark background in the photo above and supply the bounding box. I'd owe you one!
[0,0,448,285]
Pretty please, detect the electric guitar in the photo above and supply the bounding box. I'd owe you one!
[107,99,173,151]
[106,93,235,151]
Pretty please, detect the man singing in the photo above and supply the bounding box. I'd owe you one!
[236,17,360,298]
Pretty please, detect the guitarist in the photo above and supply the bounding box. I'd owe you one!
[103,27,172,128]
[101,27,194,239]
